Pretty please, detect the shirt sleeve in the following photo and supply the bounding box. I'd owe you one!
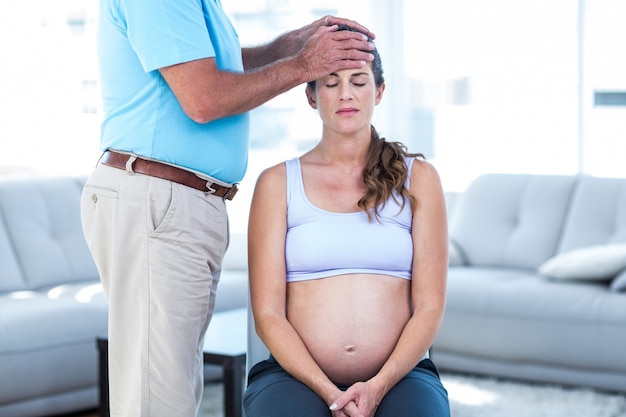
[121,0,215,72]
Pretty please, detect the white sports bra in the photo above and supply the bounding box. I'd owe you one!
[285,157,414,282]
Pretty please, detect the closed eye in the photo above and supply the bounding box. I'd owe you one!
[325,82,365,87]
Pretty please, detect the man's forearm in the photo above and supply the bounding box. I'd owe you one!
[203,57,309,120]
[160,56,308,124]
[242,31,302,71]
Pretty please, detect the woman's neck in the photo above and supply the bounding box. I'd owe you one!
[312,127,371,165]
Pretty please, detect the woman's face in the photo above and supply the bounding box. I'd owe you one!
[306,64,385,137]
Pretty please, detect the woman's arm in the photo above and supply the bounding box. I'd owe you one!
[248,163,351,411]
[330,159,449,415]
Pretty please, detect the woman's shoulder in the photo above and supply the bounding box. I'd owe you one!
[250,161,290,214]
[407,156,438,176]
[255,160,288,188]
[408,157,443,194]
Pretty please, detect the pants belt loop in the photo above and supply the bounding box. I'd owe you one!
[222,186,236,202]
[125,156,137,174]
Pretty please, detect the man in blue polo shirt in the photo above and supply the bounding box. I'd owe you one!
[80,1,375,416]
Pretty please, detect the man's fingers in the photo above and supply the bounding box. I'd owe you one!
[325,28,372,44]
[311,31,374,62]
[313,23,374,55]
[323,15,376,39]
[329,36,375,61]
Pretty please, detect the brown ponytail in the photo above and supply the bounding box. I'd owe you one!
[358,126,424,222]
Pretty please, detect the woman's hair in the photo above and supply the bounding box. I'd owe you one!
[307,25,424,222]
[362,128,423,222]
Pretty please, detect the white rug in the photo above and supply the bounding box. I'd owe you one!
[201,373,626,416]
[442,373,626,417]
[200,382,223,416]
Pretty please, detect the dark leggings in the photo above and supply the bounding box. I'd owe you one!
[243,356,450,417]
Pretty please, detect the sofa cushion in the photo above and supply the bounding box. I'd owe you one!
[449,174,577,270]
[437,267,626,375]
[448,240,466,266]
[0,177,98,290]
[0,218,25,292]
[610,269,626,292]
[222,232,248,271]
[557,176,626,253]
[0,282,108,404]
[0,283,108,353]
[538,243,626,281]
[214,270,248,312]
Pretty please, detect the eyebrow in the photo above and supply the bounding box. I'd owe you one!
[328,72,370,78]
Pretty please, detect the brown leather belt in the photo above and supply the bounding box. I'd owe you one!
[100,150,238,200]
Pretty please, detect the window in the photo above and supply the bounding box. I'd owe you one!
[582,0,626,177]
[0,0,101,176]
[403,0,580,191]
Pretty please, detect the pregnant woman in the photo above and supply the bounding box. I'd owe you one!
[243,26,450,417]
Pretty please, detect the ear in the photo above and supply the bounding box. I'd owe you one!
[306,86,318,109]
[375,83,386,105]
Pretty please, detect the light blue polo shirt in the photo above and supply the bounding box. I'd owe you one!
[97,0,249,184]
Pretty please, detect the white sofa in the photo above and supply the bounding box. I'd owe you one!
[434,173,626,392]
[4,172,623,417]
[0,175,248,417]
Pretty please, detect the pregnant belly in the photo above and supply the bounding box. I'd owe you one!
[287,274,411,385]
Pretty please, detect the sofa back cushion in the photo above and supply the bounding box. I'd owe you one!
[449,174,577,270]
[0,176,99,290]
[0,217,26,292]
[557,176,626,253]
[222,232,248,272]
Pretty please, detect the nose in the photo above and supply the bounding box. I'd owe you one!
[339,83,353,101]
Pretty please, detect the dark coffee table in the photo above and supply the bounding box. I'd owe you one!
[96,308,247,417]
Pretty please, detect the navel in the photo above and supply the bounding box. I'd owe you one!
[344,345,356,353]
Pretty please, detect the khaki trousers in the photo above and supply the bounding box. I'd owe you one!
[81,164,229,417]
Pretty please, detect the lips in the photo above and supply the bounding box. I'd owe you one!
[336,107,358,115]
